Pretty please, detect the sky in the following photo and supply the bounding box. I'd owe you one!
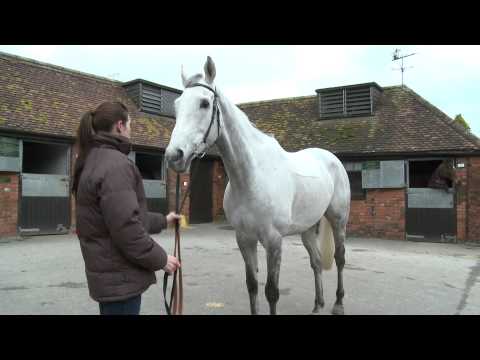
[0,45,478,136]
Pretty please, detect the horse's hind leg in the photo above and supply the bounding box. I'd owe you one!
[301,224,325,313]
[236,233,259,315]
[325,207,347,315]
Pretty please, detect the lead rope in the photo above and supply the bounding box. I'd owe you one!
[163,160,201,315]
[163,83,220,315]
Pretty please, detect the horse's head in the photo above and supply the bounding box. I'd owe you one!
[166,56,220,173]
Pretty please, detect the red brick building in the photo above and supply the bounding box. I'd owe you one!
[0,51,226,238]
[1,51,479,243]
[238,83,480,242]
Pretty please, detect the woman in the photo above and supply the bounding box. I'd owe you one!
[72,101,181,315]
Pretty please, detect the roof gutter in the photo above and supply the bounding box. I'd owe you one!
[336,149,480,160]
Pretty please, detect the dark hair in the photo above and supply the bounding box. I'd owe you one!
[72,101,129,195]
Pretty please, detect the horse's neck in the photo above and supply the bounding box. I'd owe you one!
[216,89,268,191]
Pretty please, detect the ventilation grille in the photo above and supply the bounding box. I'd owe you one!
[142,85,163,115]
[346,87,371,116]
[160,89,180,117]
[320,89,344,118]
[125,83,141,108]
[318,83,381,119]
[123,80,181,118]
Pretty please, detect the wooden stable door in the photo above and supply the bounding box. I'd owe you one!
[406,188,456,242]
[406,159,457,243]
[19,173,70,235]
[189,159,213,224]
[19,141,71,235]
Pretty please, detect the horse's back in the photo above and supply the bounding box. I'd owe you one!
[286,147,350,216]
[285,147,343,178]
[303,148,350,196]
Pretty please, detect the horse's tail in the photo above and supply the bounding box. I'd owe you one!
[318,217,335,270]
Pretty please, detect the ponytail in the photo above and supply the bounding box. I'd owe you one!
[72,111,96,195]
[78,111,96,154]
[72,102,129,196]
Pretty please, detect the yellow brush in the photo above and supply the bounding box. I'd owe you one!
[179,215,191,229]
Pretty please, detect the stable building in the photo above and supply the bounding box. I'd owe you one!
[0,51,226,237]
[1,51,480,243]
[238,83,480,242]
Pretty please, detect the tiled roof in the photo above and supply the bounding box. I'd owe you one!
[238,86,480,156]
[0,51,174,149]
[1,51,479,157]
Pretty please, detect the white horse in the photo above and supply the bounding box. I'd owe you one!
[166,57,351,315]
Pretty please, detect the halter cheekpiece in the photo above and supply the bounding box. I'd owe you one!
[186,83,221,158]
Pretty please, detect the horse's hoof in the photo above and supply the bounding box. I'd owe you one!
[312,306,320,314]
[331,304,344,315]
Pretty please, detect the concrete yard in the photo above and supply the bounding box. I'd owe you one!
[1,222,479,315]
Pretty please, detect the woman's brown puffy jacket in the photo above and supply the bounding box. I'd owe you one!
[75,132,168,302]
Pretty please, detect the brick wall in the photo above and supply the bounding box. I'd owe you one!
[454,158,468,242]
[467,156,480,242]
[0,173,19,237]
[347,189,405,240]
[68,154,477,242]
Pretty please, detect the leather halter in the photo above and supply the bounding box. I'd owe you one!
[186,83,221,158]
[162,84,220,315]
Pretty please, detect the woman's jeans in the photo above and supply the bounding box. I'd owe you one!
[99,295,142,315]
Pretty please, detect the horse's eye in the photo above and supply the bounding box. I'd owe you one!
[200,99,210,109]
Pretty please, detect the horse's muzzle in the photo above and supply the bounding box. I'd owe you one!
[166,147,184,163]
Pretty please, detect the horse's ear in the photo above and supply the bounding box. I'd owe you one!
[204,56,216,84]
[181,65,189,88]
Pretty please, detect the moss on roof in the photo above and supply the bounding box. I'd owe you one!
[1,51,479,156]
[0,52,174,149]
[239,86,480,155]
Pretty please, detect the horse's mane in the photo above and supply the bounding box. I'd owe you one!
[235,104,273,138]
[184,74,268,138]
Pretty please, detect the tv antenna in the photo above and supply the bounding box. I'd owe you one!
[392,48,416,86]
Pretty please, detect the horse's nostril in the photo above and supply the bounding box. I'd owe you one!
[177,149,184,160]
[166,147,184,162]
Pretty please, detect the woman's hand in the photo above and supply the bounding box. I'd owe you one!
[163,255,181,274]
[166,212,182,225]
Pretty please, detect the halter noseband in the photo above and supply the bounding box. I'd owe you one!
[186,83,221,158]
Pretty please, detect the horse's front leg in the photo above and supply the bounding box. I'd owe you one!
[236,233,259,315]
[264,236,283,315]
